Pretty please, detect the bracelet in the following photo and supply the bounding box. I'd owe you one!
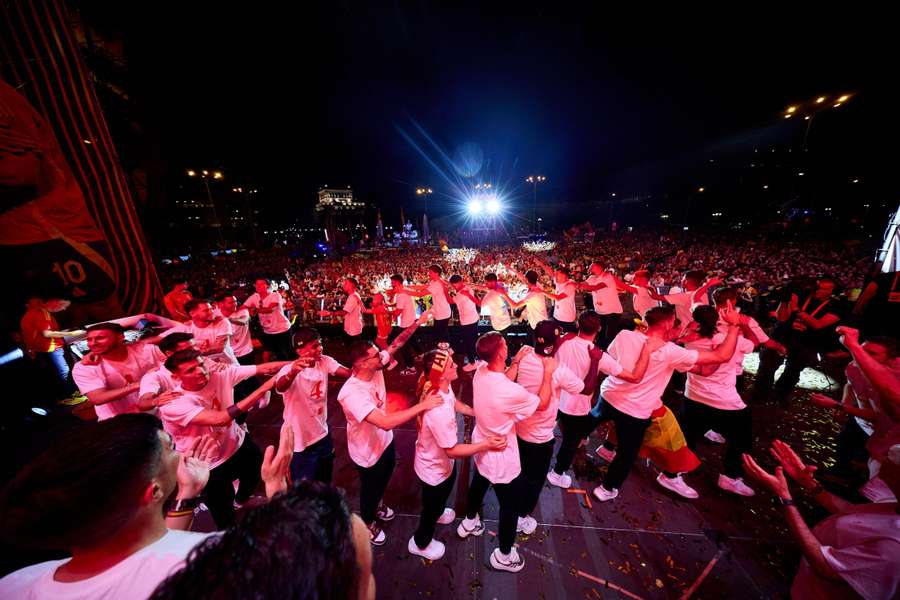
[779,497,795,506]
[226,404,243,420]
[166,509,195,518]
[172,496,202,512]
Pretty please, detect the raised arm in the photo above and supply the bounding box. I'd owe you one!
[837,326,900,408]
[614,340,653,383]
[385,310,432,357]
[365,393,442,430]
[186,377,277,426]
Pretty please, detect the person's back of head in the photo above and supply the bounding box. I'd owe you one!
[645,305,676,328]
[0,414,165,551]
[475,331,504,362]
[525,270,539,286]
[692,305,720,339]
[577,310,602,336]
[712,286,738,308]
[150,481,368,600]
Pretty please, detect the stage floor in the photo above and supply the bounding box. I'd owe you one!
[235,342,844,600]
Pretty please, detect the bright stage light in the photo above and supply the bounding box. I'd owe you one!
[486,197,501,215]
[468,199,483,215]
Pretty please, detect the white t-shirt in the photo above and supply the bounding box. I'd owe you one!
[588,273,623,315]
[482,290,511,331]
[632,286,658,318]
[337,351,393,468]
[428,280,452,320]
[175,319,238,365]
[516,352,583,443]
[664,290,702,333]
[454,287,480,326]
[601,330,699,419]
[685,333,754,411]
[277,355,343,452]
[158,365,257,468]
[342,292,364,336]
[414,388,459,486]
[244,291,291,334]
[394,291,416,327]
[553,280,577,322]
[225,308,253,357]
[472,368,539,484]
[715,313,768,375]
[790,510,900,600]
[73,342,165,421]
[138,366,177,399]
[556,337,623,416]
[0,530,215,600]
[521,290,549,329]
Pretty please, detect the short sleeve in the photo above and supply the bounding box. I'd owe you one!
[72,364,107,394]
[598,353,624,377]
[338,385,377,424]
[139,371,162,397]
[821,540,900,600]
[506,382,540,421]
[667,345,700,373]
[555,365,585,395]
[323,355,344,374]
[275,363,293,381]
[738,336,755,355]
[747,318,769,343]
[243,294,259,309]
[224,365,258,386]
[158,396,205,427]
[343,294,357,312]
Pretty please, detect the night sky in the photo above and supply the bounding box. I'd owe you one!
[84,3,887,226]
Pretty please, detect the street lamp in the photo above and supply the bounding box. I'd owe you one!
[526,175,546,234]
[781,92,853,151]
[187,168,226,248]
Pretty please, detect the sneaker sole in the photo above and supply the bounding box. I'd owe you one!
[489,554,525,573]
[657,478,699,499]
[376,511,396,522]
[457,524,484,539]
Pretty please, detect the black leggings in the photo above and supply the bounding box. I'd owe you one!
[464,468,521,554]
[205,436,263,529]
[682,398,752,479]
[261,330,294,361]
[432,317,450,343]
[553,411,600,475]
[518,437,554,517]
[356,442,396,525]
[455,322,478,363]
[414,465,457,548]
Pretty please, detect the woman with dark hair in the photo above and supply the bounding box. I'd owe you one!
[149,481,375,600]
[409,346,505,560]
[682,304,757,497]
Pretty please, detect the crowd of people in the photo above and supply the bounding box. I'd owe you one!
[5,229,900,599]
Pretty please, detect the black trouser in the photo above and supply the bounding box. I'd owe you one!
[234,353,257,402]
[598,313,623,350]
[455,322,478,363]
[205,436,263,528]
[432,317,450,343]
[553,411,600,475]
[753,343,817,403]
[261,330,293,361]
[518,437,554,516]
[553,318,577,334]
[682,398,752,479]
[414,465,457,548]
[597,399,651,491]
[290,434,335,483]
[356,441,396,525]
[389,326,418,369]
[465,468,521,554]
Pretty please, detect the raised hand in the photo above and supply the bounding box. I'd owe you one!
[769,439,818,490]
[836,326,860,348]
[261,423,295,498]
[154,390,182,407]
[177,434,217,499]
[718,304,741,326]
[742,454,791,498]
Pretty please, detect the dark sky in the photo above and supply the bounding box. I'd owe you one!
[88,3,887,224]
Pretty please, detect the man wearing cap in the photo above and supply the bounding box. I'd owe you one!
[510,320,604,531]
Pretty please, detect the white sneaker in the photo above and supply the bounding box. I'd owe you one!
[546,470,572,489]
[718,474,756,497]
[596,445,617,463]
[704,430,726,444]
[456,515,484,538]
[368,522,386,546]
[376,503,395,521]
[592,485,618,502]
[656,473,699,499]
[437,508,456,525]
[489,547,525,573]
[408,536,446,560]
[517,515,537,535]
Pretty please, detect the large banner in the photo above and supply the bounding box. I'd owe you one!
[0,0,162,323]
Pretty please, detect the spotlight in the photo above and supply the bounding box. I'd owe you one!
[486,196,501,215]
[468,199,483,215]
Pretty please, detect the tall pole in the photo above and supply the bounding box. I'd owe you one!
[204,177,226,248]
[532,182,537,234]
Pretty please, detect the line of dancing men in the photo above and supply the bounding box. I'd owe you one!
[68,267,796,574]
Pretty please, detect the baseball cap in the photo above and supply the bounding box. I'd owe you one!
[533,320,562,356]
